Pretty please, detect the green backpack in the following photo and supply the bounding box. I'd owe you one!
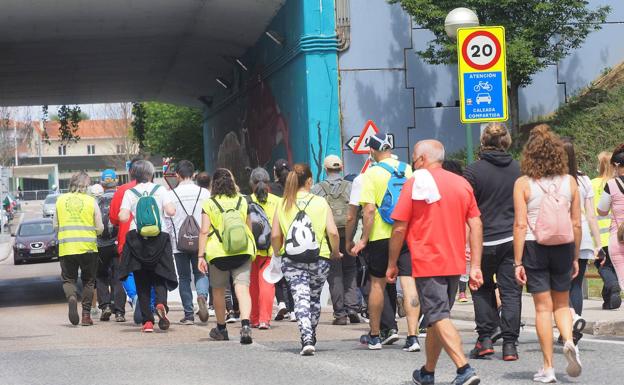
[210,197,248,255]
[130,185,162,237]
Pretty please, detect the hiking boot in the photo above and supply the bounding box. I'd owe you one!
[100,306,112,321]
[81,311,93,326]
[68,296,79,325]
[332,316,348,325]
[142,321,154,333]
[381,329,399,345]
[300,341,315,356]
[451,366,480,385]
[240,325,253,345]
[115,313,126,322]
[274,303,288,321]
[209,327,229,341]
[502,342,518,361]
[469,337,494,359]
[412,368,435,385]
[403,336,421,352]
[397,295,406,318]
[179,317,195,325]
[156,304,170,330]
[348,313,361,324]
[367,334,382,350]
[197,295,209,322]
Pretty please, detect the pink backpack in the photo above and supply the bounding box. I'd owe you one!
[530,177,574,246]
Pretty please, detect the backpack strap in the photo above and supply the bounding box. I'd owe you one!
[211,197,225,213]
[317,181,332,197]
[235,196,243,211]
[170,187,189,216]
[191,189,201,216]
[149,184,160,196]
[129,188,142,198]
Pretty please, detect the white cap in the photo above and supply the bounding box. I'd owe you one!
[263,256,284,284]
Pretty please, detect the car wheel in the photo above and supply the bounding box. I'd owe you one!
[13,257,22,265]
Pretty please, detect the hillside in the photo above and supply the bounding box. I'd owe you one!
[519,62,624,177]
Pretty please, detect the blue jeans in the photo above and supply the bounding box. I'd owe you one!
[174,252,209,318]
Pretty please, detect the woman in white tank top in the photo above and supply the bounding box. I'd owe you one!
[512,125,582,383]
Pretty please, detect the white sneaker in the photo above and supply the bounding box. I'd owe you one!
[563,340,582,377]
[533,368,557,383]
[572,314,586,333]
[300,343,315,356]
[289,312,297,322]
[208,307,216,317]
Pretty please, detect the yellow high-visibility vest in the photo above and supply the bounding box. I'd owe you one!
[591,177,611,248]
[56,193,98,257]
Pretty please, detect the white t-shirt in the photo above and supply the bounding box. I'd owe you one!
[120,182,173,232]
[349,175,364,206]
[578,175,595,253]
[165,182,210,254]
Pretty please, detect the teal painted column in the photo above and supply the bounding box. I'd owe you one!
[302,0,341,181]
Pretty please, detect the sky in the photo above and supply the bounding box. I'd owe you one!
[8,104,127,121]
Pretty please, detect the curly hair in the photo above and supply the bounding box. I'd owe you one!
[520,124,568,179]
[211,168,238,197]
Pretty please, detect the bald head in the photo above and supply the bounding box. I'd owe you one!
[413,140,445,169]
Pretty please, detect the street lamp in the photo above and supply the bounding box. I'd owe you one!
[445,7,479,164]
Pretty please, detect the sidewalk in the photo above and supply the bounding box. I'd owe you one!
[451,294,624,337]
[0,234,12,263]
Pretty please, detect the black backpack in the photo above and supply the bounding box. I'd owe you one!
[171,188,202,254]
[97,190,118,241]
[245,196,272,252]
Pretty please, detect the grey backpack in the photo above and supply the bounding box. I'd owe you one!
[171,188,202,254]
[316,179,351,229]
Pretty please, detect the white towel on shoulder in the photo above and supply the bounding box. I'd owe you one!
[411,169,441,204]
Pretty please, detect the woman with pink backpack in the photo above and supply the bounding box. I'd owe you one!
[512,125,582,383]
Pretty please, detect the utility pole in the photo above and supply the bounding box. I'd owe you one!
[13,119,18,166]
[38,119,43,164]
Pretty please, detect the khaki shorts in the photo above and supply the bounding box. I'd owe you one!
[209,259,252,288]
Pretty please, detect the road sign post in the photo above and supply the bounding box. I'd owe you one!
[457,26,508,163]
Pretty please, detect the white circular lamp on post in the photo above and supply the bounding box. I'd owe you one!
[444,7,479,40]
[445,7,479,164]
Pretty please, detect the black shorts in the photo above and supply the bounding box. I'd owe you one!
[362,239,412,278]
[416,276,459,327]
[523,241,574,293]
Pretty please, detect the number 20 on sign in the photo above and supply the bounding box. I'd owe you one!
[457,26,508,123]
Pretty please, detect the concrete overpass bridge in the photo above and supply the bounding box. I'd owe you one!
[0,0,342,179]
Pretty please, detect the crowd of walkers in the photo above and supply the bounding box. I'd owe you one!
[52,125,624,385]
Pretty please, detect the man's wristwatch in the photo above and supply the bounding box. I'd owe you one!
[513,263,523,268]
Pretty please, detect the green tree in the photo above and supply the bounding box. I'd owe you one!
[41,105,84,144]
[140,102,204,169]
[131,102,146,150]
[391,0,610,133]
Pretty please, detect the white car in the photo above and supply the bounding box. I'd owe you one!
[42,194,59,217]
[476,93,492,105]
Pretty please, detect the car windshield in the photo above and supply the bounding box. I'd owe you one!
[19,222,55,236]
[44,195,58,204]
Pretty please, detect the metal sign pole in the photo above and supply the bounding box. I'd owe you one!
[466,123,474,164]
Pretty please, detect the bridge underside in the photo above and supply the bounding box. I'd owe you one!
[0,0,285,107]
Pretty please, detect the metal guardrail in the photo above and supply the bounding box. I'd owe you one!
[9,189,66,201]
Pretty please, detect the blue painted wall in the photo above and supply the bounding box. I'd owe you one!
[339,0,624,174]
[203,0,340,183]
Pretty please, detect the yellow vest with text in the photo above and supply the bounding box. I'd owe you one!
[591,177,611,248]
[56,193,98,257]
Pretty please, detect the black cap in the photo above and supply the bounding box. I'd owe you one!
[274,158,290,171]
[368,133,393,151]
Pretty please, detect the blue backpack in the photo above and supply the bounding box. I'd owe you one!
[375,162,408,224]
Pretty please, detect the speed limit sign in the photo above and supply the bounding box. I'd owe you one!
[457,26,508,123]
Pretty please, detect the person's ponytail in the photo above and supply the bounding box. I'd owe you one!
[283,171,299,211]
[255,181,269,204]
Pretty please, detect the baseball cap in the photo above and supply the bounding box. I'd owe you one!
[368,133,393,151]
[323,155,343,170]
[100,169,117,187]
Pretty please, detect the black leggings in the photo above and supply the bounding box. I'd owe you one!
[134,269,167,324]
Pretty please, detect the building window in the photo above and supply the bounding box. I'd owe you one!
[58,145,67,156]
[87,144,95,155]
[116,144,124,154]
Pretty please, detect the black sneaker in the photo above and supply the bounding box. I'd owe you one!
[381,329,400,345]
[240,325,253,345]
[469,337,494,359]
[609,285,622,309]
[491,326,502,344]
[179,317,195,325]
[114,313,126,322]
[348,313,361,324]
[502,342,518,361]
[197,295,209,323]
[209,327,229,341]
[100,306,112,321]
[68,296,79,325]
[225,310,239,324]
[573,331,583,345]
[332,316,348,325]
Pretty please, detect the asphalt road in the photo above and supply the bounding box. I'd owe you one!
[2,203,624,384]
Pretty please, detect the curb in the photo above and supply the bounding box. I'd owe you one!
[451,303,624,337]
